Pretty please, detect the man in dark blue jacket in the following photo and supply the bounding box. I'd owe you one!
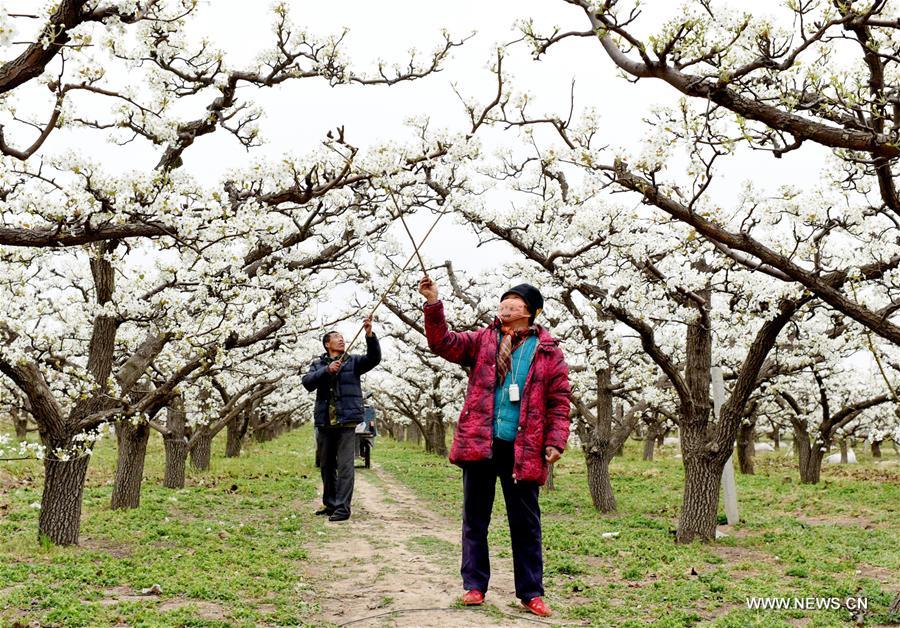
[302,317,381,521]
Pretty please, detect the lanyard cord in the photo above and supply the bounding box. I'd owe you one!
[511,336,538,385]
[498,334,537,409]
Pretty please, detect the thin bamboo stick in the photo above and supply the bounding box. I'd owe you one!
[337,210,444,362]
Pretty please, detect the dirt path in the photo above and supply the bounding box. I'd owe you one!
[306,464,548,627]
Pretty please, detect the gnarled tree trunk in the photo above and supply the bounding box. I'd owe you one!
[163,396,187,489]
[36,247,118,545]
[642,414,665,461]
[12,408,29,440]
[431,417,448,457]
[164,435,187,488]
[576,365,640,514]
[675,292,719,544]
[39,449,90,546]
[190,431,212,471]
[585,449,615,512]
[871,440,882,458]
[405,422,421,444]
[225,409,250,458]
[110,420,150,509]
[422,411,448,457]
[676,449,724,543]
[642,434,656,461]
[427,376,449,457]
[737,420,755,475]
[251,409,279,443]
[794,428,825,484]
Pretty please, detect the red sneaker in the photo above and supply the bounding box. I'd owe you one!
[461,590,484,606]
[522,596,551,617]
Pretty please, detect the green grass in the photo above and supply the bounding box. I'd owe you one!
[0,426,325,627]
[2,427,898,627]
[376,437,900,627]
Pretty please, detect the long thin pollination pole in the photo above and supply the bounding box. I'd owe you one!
[337,211,444,362]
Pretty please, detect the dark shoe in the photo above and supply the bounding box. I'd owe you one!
[521,597,551,617]
[327,512,350,522]
[314,507,334,516]
[461,590,484,606]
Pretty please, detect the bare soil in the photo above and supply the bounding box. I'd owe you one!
[306,464,549,627]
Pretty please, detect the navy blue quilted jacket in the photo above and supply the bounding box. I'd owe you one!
[301,334,381,427]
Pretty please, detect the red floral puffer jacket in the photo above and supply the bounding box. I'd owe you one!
[424,300,571,485]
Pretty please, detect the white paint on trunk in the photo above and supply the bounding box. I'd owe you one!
[711,366,739,526]
[826,449,857,464]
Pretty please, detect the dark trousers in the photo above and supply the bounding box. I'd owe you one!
[461,440,543,601]
[320,426,356,517]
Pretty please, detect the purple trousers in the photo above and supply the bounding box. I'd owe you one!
[461,440,543,601]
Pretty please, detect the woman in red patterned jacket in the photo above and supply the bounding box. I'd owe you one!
[418,275,571,618]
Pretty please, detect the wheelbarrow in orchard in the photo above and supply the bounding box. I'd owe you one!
[354,404,376,469]
[313,404,377,469]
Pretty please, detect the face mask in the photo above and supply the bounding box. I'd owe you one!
[498,299,530,325]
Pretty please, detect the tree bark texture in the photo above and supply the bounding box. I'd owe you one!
[163,396,187,489]
[110,420,150,509]
[737,421,756,475]
[585,450,616,512]
[39,450,90,545]
[190,431,212,471]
